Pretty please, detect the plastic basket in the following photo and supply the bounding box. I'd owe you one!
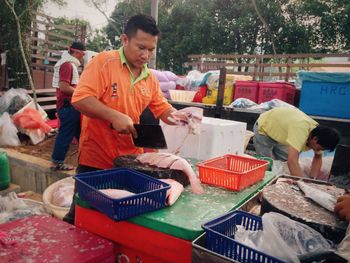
[202,210,286,263]
[197,155,268,191]
[169,90,197,102]
[74,168,170,221]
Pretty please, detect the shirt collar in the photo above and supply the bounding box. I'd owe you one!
[118,47,150,79]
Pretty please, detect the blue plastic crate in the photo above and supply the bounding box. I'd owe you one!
[202,211,286,263]
[74,168,170,221]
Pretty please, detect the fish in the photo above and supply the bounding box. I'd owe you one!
[136,152,204,194]
[296,180,337,212]
[99,189,135,199]
[167,107,203,135]
[160,179,184,206]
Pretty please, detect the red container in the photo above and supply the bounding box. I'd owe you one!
[192,85,208,103]
[258,82,296,104]
[0,215,115,263]
[75,205,192,263]
[234,81,259,102]
[197,154,268,191]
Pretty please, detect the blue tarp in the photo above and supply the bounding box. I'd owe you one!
[297,70,350,83]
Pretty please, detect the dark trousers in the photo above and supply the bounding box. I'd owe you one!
[51,104,81,163]
[63,164,102,224]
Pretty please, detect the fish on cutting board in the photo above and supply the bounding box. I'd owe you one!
[296,180,337,212]
[160,179,184,206]
[99,189,135,199]
[136,152,204,194]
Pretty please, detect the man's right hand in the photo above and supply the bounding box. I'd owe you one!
[110,112,138,139]
[72,97,138,139]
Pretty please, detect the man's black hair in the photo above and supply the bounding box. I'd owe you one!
[124,14,160,37]
[311,126,340,151]
[70,41,86,51]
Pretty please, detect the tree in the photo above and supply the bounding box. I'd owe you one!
[86,28,111,52]
[104,0,350,74]
[105,0,151,47]
[1,0,66,102]
[3,0,43,105]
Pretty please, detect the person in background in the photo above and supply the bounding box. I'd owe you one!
[253,107,339,178]
[51,42,86,171]
[64,14,183,224]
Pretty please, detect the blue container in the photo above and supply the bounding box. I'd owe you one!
[297,71,350,119]
[202,210,286,263]
[75,168,170,221]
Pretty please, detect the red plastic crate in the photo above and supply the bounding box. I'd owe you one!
[234,81,259,102]
[258,82,296,104]
[75,205,192,263]
[197,154,268,191]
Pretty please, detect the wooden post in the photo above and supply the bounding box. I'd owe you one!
[215,67,226,118]
[285,56,292,82]
[43,23,49,89]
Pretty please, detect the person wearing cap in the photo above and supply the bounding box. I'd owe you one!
[253,107,340,178]
[51,42,86,171]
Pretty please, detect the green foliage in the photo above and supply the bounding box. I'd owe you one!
[105,0,151,47]
[1,1,41,88]
[1,0,67,88]
[86,28,111,52]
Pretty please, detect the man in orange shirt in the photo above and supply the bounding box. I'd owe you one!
[64,14,181,224]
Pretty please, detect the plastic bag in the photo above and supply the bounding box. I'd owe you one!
[250,99,295,111]
[0,192,46,224]
[51,183,74,207]
[0,88,32,114]
[176,70,215,90]
[336,224,350,260]
[12,108,52,133]
[271,157,334,181]
[235,212,332,263]
[229,98,257,108]
[151,69,178,82]
[0,112,21,146]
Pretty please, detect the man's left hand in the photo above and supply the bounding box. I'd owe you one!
[334,194,350,221]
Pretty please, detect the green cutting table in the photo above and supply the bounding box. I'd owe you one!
[78,172,277,241]
[76,164,277,241]
[128,171,276,240]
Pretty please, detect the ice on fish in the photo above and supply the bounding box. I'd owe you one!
[99,189,135,199]
[296,181,337,212]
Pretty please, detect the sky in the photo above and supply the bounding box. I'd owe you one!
[43,0,117,30]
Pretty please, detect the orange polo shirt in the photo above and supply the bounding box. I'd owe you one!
[72,48,172,169]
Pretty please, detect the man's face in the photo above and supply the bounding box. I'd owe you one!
[308,136,325,153]
[121,29,158,70]
[71,50,85,63]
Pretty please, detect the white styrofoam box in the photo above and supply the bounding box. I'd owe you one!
[160,117,247,161]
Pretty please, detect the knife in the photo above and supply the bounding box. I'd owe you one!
[133,124,168,149]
